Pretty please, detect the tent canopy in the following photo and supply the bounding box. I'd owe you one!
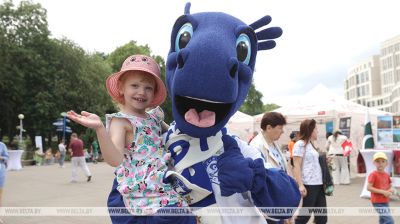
[226,111,255,141]
[254,84,390,149]
[275,84,387,117]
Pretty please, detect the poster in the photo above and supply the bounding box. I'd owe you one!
[339,117,351,138]
[376,115,400,148]
[325,121,333,134]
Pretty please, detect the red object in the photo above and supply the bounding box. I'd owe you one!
[341,140,353,156]
[368,170,391,203]
[317,111,326,115]
[393,150,400,175]
[357,152,366,173]
[69,139,84,157]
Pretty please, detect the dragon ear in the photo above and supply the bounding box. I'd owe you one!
[184,2,191,15]
[250,15,283,51]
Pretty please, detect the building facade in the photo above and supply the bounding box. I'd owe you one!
[345,35,400,113]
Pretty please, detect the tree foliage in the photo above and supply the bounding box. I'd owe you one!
[263,103,280,112]
[0,1,114,147]
[0,0,270,150]
[239,82,265,115]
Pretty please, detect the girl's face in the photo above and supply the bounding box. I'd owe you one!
[265,125,284,142]
[119,71,156,115]
[311,126,318,141]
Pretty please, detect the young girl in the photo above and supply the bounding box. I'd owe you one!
[67,55,195,223]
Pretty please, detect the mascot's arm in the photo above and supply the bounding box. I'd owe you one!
[217,135,301,219]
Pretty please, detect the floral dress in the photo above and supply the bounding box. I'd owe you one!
[106,107,185,215]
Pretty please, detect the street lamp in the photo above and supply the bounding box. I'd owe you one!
[18,114,24,144]
[60,112,67,141]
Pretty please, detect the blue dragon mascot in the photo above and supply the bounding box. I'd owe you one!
[163,3,301,224]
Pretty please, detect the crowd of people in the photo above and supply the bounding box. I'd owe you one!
[247,111,396,224]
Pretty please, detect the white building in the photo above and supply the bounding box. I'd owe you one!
[345,34,400,113]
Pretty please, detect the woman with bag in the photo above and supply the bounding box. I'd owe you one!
[292,119,327,224]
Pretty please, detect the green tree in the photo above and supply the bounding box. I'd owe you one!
[0,0,50,141]
[45,38,114,144]
[263,103,280,112]
[239,82,265,115]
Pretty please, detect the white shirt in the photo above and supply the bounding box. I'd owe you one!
[326,135,347,155]
[58,143,66,153]
[292,140,323,185]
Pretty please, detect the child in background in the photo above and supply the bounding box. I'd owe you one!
[367,152,394,224]
[68,55,195,223]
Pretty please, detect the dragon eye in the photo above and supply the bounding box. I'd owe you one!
[175,23,193,52]
[236,34,251,65]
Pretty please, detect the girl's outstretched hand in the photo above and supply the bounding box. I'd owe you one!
[67,110,103,130]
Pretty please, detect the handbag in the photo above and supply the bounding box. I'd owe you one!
[318,153,334,196]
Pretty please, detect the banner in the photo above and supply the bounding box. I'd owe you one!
[34,136,43,153]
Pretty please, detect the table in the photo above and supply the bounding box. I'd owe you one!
[359,149,393,198]
[6,150,23,171]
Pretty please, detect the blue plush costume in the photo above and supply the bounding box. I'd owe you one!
[162,3,301,224]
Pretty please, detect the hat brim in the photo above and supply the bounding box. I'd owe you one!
[106,68,167,108]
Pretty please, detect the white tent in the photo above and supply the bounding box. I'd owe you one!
[254,84,390,176]
[226,111,255,141]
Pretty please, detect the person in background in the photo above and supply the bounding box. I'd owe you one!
[292,119,327,224]
[367,152,394,224]
[0,141,9,210]
[68,133,92,182]
[325,132,332,140]
[91,138,99,164]
[325,130,350,185]
[248,131,259,144]
[58,139,67,168]
[44,148,54,165]
[288,131,298,167]
[250,112,293,224]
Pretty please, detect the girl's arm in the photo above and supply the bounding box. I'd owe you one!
[67,111,125,167]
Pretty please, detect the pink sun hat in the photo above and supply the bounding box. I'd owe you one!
[106,55,167,107]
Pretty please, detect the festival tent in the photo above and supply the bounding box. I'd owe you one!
[226,111,255,141]
[253,84,390,176]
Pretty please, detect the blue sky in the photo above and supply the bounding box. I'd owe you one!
[13,0,400,106]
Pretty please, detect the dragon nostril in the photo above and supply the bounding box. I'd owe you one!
[177,53,185,69]
[229,63,237,78]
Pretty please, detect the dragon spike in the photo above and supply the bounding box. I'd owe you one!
[249,15,272,30]
[256,27,282,51]
[184,2,191,15]
[256,27,283,40]
[258,40,277,51]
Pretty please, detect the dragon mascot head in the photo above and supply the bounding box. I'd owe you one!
[166,3,282,138]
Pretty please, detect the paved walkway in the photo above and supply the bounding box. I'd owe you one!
[2,162,400,223]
